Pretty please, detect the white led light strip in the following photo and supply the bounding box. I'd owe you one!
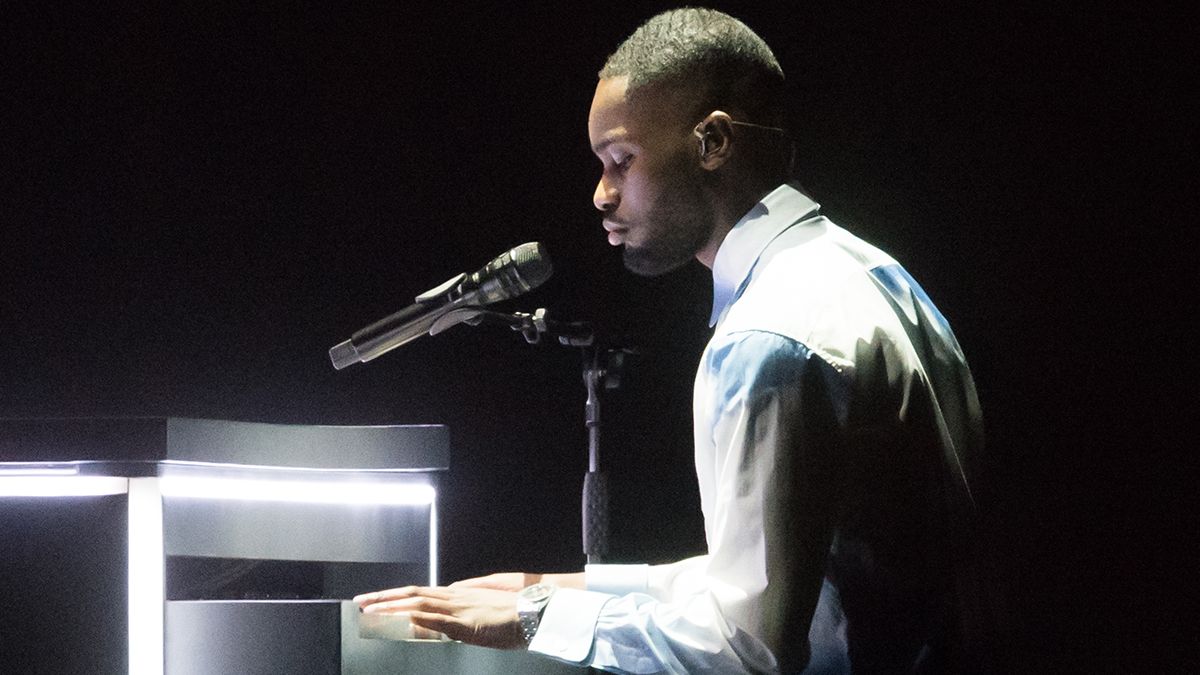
[429,500,439,586]
[128,478,164,675]
[158,475,435,505]
[0,467,79,476]
[0,476,127,497]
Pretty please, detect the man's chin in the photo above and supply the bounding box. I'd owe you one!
[622,246,693,277]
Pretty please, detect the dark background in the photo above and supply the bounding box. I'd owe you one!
[1,2,1189,672]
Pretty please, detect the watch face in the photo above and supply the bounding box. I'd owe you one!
[520,583,555,604]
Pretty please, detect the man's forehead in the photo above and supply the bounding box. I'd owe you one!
[588,77,630,143]
[589,76,695,149]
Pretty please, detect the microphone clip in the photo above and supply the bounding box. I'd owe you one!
[428,306,596,347]
[413,273,467,304]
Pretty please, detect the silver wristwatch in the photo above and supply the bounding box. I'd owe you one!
[516,583,556,645]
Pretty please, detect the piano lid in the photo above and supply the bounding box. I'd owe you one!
[0,417,448,471]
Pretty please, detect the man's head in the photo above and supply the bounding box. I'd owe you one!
[588,8,789,276]
[600,8,785,128]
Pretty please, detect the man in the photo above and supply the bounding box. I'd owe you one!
[356,8,988,673]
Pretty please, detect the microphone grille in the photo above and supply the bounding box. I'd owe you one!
[511,241,553,290]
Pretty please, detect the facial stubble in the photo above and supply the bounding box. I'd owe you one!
[622,154,714,277]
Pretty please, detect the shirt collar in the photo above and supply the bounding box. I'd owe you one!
[709,182,821,326]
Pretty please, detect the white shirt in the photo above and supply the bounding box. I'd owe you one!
[531,184,983,673]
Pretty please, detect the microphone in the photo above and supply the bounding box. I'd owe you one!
[328,242,552,369]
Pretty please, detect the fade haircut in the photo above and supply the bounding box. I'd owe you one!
[600,8,785,126]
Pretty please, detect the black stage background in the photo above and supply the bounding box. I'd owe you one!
[1,2,1189,671]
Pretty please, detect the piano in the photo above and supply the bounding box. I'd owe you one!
[0,417,583,674]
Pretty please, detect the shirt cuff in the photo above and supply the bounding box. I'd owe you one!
[585,563,649,596]
[528,588,612,663]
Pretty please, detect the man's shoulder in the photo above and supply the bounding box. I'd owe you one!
[714,224,913,373]
[762,220,895,279]
[728,260,886,338]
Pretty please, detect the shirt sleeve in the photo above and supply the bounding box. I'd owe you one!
[530,331,846,674]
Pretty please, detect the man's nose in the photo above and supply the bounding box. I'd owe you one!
[593,177,618,212]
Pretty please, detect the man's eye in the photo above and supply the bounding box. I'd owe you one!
[614,154,633,170]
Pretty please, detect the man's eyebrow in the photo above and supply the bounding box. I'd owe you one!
[591,133,631,155]
[591,138,616,155]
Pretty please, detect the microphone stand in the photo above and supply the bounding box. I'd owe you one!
[430,307,632,564]
[579,343,628,564]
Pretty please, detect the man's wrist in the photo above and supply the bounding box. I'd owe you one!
[516,583,556,645]
[542,571,586,590]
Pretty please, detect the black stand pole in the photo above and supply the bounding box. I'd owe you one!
[429,306,631,564]
[581,347,609,564]
[579,342,634,564]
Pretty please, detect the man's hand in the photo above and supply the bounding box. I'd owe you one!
[353,585,524,649]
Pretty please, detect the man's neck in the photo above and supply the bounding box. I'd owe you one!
[695,176,786,269]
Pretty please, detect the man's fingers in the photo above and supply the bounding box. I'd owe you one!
[361,595,455,615]
[355,585,454,608]
[353,585,417,605]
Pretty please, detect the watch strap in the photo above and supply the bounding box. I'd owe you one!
[517,583,556,645]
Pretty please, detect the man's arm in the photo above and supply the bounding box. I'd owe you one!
[449,572,587,592]
[356,332,843,673]
[352,572,586,646]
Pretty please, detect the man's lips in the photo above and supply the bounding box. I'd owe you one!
[603,220,627,246]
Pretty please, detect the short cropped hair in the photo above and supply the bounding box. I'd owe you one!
[600,8,785,125]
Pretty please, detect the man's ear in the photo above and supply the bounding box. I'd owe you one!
[693,111,735,170]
